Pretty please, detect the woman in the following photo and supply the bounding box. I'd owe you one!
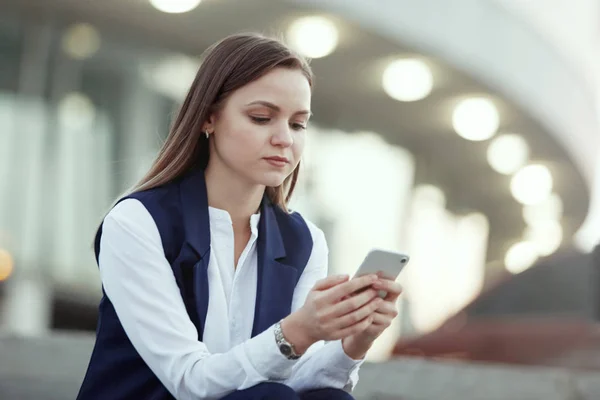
[77,33,402,400]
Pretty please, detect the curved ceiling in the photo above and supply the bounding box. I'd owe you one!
[292,0,598,188]
[1,0,590,263]
[490,0,600,251]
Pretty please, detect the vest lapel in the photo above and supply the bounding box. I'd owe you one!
[178,170,301,338]
[251,198,300,337]
[178,168,211,339]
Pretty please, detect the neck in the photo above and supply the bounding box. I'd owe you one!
[204,163,265,227]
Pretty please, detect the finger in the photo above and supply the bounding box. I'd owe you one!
[313,274,349,291]
[382,290,400,302]
[370,311,393,326]
[374,301,398,318]
[325,274,378,302]
[362,324,385,340]
[331,315,373,339]
[330,296,383,330]
[372,279,402,295]
[373,280,403,301]
[325,289,379,319]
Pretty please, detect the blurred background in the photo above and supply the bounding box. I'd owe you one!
[1,0,600,399]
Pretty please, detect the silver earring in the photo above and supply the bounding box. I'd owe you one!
[204,130,210,139]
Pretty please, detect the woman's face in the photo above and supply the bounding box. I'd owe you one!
[206,67,311,188]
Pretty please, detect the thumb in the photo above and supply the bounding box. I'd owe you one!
[313,274,349,291]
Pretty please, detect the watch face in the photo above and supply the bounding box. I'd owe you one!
[279,344,292,356]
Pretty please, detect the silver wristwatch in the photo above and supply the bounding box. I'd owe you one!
[274,320,301,360]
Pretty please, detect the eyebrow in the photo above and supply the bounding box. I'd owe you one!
[245,100,312,117]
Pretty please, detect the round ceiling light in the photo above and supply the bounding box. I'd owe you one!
[58,92,97,130]
[149,0,201,14]
[504,241,538,274]
[414,184,447,207]
[452,97,499,141]
[510,164,553,205]
[140,54,201,101]
[487,134,529,175]
[382,59,433,102]
[524,220,563,256]
[287,16,339,59]
[522,192,563,226]
[62,23,101,60]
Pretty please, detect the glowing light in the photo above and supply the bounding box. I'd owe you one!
[523,193,563,226]
[413,184,446,207]
[61,23,101,60]
[487,134,529,175]
[287,16,339,58]
[0,249,14,281]
[149,0,201,13]
[510,164,553,205]
[452,98,499,141]
[524,220,563,256]
[140,54,201,101]
[382,59,433,102]
[58,92,96,130]
[505,241,538,274]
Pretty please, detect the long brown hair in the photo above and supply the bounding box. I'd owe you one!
[133,33,313,211]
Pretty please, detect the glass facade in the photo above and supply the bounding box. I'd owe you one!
[0,15,179,291]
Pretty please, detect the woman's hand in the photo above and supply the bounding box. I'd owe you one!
[341,278,402,359]
[281,274,383,354]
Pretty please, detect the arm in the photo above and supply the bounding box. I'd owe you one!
[283,222,364,393]
[99,199,298,400]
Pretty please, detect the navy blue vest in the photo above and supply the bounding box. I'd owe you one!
[77,168,313,400]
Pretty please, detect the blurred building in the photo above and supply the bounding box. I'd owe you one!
[0,0,598,365]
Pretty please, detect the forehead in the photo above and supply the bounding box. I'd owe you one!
[229,67,311,111]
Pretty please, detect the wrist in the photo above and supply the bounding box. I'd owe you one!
[281,313,316,355]
[342,336,370,360]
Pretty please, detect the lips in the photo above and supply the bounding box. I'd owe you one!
[263,156,290,167]
[264,156,289,163]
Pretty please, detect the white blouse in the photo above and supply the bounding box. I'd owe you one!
[98,199,363,400]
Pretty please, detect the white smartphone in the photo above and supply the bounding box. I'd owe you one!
[353,249,410,298]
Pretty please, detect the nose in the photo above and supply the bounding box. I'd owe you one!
[270,125,294,148]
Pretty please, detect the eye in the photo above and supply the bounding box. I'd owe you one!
[291,122,307,131]
[250,116,270,124]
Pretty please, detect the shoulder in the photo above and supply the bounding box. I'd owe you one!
[97,199,163,263]
[118,182,185,236]
[105,198,155,230]
[97,183,184,261]
[100,200,160,251]
[127,182,180,213]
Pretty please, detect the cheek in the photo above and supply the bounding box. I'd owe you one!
[217,120,265,160]
[292,133,307,160]
[234,125,268,154]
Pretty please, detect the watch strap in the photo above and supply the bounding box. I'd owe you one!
[274,320,301,360]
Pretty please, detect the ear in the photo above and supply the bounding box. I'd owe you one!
[202,113,218,134]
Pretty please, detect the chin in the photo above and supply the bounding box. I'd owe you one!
[254,170,289,188]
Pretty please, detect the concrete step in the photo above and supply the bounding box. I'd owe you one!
[1,332,599,400]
